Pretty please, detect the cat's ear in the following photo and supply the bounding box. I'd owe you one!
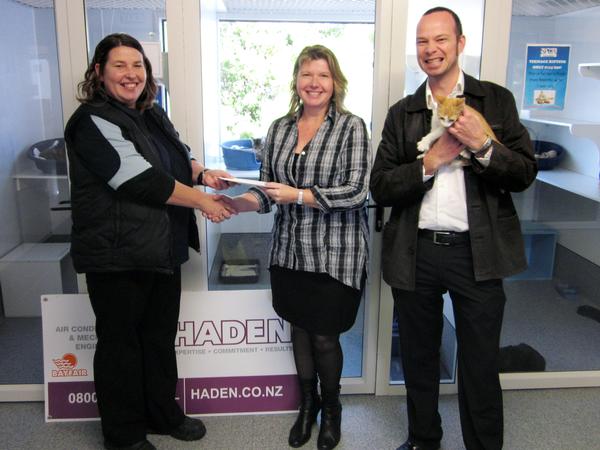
[456,97,466,106]
[434,94,446,105]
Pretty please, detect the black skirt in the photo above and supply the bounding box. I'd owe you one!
[269,265,363,335]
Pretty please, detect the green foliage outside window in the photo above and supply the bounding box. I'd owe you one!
[218,22,373,142]
[219,24,289,139]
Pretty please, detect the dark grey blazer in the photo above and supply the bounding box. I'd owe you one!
[370,73,538,290]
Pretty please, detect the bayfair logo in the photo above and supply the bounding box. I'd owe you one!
[51,353,88,377]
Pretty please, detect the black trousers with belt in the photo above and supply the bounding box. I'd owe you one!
[86,269,185,446]
[392,231,506,450]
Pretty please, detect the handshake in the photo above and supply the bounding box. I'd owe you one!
[200,193,239,224]
[197,168,305,223]
[197,169,240,223]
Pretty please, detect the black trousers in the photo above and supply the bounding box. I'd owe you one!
[86,269,185,446]
[392,236,506,450]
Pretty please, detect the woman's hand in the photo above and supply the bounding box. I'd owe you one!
[202,169,234,190]
[220,193,261,213]
[191,160,233,190]
[263,182,299,205]
[200,194,238,223]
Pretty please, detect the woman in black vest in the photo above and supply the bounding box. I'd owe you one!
[64,33,234,450]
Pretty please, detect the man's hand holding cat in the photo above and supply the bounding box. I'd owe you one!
[448,107,488,150]
[422,131,464,175]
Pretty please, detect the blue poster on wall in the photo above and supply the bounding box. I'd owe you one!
[523,44,570,110]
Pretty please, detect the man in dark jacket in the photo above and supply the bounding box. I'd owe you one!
[370,7,537,450]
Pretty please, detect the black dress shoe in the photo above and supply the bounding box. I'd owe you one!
[396,439,440,450]
[170,416,207,441]
[104,439,156,450]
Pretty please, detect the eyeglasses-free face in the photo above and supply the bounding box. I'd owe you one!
[96,45,147,109]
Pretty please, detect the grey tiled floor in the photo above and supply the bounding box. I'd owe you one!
[2,388,600,449]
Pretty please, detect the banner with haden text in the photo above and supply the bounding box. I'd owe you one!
[42,291,299,422]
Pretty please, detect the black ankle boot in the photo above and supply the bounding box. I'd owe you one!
[317,386,342,450]
[288,379,321,448]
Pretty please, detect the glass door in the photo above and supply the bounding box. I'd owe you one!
[374,0,488,395]
[197,0,381,392]
[0,0,72,397]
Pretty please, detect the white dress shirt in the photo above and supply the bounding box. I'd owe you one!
[418,73,470,232]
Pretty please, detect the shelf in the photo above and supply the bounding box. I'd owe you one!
[578,63,600,80]
[520,114,600,137]
[12,168,67,180]
[536,168,600,203]
[520,115,600,154]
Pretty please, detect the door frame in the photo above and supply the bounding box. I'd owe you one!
[170,0,398,395]
[372,0,600,396]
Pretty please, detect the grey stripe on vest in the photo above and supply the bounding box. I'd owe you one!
[90,115,152,190]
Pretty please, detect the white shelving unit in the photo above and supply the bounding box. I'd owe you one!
[11,169,67,192]
[520,115,600,147]
[520,110,600,201]
[518,64,600,195]
[12,169,67,180]
[535,168,600,202]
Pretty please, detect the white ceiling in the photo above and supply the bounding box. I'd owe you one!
[11,0,600,17]
[12,0,165,8]
[512,0,600,16]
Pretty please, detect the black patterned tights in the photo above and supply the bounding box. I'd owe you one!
[291,325,342,392]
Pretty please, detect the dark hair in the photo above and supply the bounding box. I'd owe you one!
[288,45,349,116]
[77,33,157,110]
[423,6,463,37]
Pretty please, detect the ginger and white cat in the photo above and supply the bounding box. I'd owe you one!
[417,95,496,165]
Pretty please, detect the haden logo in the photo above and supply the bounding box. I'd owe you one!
[51,353,88,377]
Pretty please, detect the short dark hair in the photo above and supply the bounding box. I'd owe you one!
[423,6,463,37]
[77,33,158,110]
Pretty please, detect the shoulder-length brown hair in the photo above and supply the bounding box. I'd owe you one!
[288,45,349,116]
[77,33,157,110]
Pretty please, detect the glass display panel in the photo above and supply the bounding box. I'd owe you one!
[0,0,68,385]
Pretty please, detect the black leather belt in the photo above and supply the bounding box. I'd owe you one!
[418,229,470,246]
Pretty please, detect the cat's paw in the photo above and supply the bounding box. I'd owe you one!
[417,139,430,152]
[459,149,472,160]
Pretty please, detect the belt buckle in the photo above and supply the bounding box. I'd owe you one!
[433,231,451,246]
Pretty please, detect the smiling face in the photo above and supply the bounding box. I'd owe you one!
[295,58,334,113]
[96,45,147,109]
[416,10,465,85]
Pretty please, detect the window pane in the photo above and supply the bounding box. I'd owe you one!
[216,21,374,149]
[503,3,600,373]
[390,0,486,386]
[202,1,376,379]
[0,0,68,385]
